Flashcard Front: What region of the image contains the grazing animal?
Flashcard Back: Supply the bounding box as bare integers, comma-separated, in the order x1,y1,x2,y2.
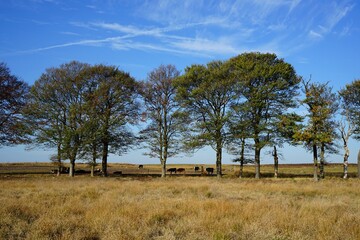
194,166,200,172
206,167,214,175
51,167,69,174
75,169,90,174
177,168,185,174
138,164,144,169
167,168,177,174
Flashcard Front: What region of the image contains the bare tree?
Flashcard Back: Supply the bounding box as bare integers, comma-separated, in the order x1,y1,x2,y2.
139,65,183,177
338,116,354,179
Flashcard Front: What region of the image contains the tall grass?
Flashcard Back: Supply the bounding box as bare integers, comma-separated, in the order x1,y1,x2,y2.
0,176,359,239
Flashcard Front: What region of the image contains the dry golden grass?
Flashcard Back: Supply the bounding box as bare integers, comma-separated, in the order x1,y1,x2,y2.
1,162,358,178
0,175,359,240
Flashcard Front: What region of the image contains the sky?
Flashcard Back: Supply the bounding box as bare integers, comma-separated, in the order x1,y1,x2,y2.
0,0,359,165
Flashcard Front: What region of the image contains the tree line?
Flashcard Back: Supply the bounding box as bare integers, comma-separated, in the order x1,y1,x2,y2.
1,52,359,179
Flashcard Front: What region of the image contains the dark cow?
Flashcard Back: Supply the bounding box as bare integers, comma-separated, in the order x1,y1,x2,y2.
206,167,214,175
177,168,185,174
167,168,177,174
138,164,144,169
194,166,200,172
75,169,90,174
113,171,122,175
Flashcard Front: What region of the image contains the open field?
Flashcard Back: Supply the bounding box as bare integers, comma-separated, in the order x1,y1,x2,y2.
0,176,359,240
0,162,359,178
0,163,359,239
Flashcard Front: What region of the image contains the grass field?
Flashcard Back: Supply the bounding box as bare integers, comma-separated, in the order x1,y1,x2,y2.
0,163,359,239
0,162,359,178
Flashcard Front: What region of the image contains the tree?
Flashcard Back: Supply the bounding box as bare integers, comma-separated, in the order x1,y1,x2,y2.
26,61,90,176
139,65,183,177
27,62,139,177
81,65,140,177
26,67,67,176
338,94,355,179
227,104,253,178
174,61,236,178
227,52,300,179
81,94,103,177
339,80,360,139
0,62,30,146
338,116,353,179
294,80,339,181
272,113,303,178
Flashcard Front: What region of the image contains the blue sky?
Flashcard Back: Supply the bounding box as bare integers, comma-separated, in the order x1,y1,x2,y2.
0,0,359,165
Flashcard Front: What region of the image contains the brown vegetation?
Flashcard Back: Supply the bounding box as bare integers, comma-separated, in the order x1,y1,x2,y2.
0,165,359,239
0,162,358,178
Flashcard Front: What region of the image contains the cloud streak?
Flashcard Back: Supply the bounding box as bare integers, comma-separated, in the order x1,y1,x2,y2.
2,0,355,59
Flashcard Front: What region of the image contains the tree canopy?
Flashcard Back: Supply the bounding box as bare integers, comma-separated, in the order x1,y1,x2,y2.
139,64,183,177
26,62,139,176
174,60,236,177
0,62,30,146
294,80,339,180
339,79,360,140
227,52,301,178
81,64,140,176
26,61,90,176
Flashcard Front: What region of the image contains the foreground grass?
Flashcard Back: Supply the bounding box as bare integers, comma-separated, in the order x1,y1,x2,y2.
1,176,359,240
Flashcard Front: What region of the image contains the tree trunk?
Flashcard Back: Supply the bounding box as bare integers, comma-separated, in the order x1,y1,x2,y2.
239,161,243,178
254,139,261,179
67,146,77,177
102,141,108,177
91,144,97,177
216,144,222,178
162,137,167,178
214,128,222,178
161,161,166,178
69,159,75,177
239,138,245,178
319,143,325,179
313,144,318,181
343,144,349,179
57,143,62,177
358,150,360,178
162,107,168,178
273,146,279,178
91,165,95,177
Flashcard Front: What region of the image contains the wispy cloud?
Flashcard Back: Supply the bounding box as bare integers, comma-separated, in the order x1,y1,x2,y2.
3,0,355,59
6,37,125,56
86,5,96,9
60,31,80,36
111,40,211,57
70,22,99,31
169,37,239,55
31,19,51,25
306,1,354,41
308,30,323,40
92,22,163,36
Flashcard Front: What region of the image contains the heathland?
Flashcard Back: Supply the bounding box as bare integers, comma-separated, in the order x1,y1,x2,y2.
0,163,359,240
